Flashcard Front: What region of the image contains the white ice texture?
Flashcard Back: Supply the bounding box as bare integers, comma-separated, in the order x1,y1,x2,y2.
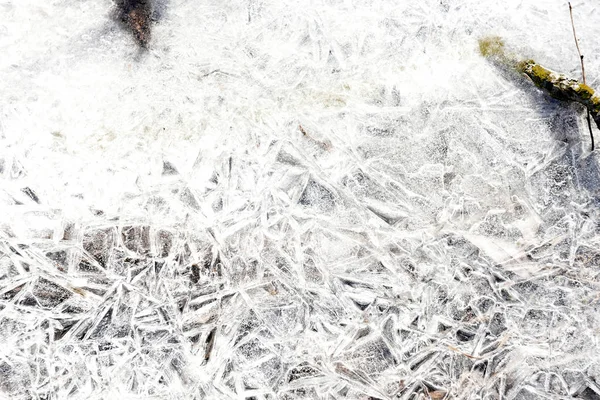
2,0,600,398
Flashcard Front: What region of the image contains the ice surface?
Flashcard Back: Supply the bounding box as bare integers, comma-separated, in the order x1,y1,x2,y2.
2,0,600,398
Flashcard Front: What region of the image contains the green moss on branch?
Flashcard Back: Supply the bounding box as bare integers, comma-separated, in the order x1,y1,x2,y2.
478,36,600,130
478,36,506,58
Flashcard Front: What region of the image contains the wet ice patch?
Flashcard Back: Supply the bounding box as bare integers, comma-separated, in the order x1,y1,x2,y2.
2,0,600,398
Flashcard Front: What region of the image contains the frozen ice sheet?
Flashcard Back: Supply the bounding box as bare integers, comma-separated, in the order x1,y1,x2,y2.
2,0,600,398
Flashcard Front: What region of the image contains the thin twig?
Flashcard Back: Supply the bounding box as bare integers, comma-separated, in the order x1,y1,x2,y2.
569,2,594,150
587,110,595,150
569,3,586,85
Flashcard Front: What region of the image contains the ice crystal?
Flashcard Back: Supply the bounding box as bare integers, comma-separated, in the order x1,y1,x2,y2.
1,0,600,398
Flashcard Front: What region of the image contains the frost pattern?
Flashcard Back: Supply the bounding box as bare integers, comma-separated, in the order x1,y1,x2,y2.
2,0,600,399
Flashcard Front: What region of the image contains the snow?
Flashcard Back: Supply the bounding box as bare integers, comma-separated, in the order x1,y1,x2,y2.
2,0,600,398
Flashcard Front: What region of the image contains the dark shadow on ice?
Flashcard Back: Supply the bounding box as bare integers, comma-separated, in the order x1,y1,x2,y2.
539,102,600,204
488,57,600,204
